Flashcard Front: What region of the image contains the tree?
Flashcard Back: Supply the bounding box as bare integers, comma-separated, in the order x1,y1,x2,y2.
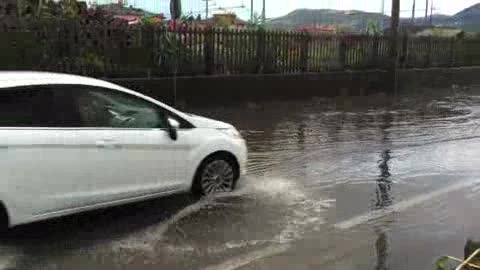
17,0,39,17
247,12,263,30
58,0,80,18
36,0,43,16
170,0,182,20
336,25,354,34
38,0,61,18
18,0,79,18
367,20,381,35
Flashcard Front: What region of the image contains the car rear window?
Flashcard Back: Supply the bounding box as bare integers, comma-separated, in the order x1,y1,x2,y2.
0,86,55,127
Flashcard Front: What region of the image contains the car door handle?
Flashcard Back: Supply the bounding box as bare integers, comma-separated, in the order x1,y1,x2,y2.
96,139,122,149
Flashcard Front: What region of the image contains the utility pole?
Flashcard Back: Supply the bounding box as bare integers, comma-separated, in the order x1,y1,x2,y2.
201,0,211,19
206,0,209,19
430,0,434,25
424,0,429,24
390,0,400,93
380,0,385,30
261,0,265,24
251,0,254,22
411,0,416,24
391,0,400,50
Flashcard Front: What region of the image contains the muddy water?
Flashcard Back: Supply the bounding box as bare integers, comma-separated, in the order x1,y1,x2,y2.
1,86,480,270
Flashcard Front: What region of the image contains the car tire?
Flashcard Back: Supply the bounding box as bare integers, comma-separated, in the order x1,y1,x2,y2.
193,154,239,196
0,204,9,233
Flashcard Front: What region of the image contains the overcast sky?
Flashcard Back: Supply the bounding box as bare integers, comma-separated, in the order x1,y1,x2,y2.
180,0,479,19
128,0,479,19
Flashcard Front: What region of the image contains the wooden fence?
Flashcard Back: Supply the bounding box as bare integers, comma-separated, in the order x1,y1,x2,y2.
0,19,479,78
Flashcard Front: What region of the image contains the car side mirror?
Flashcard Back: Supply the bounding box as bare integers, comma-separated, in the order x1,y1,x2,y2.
167,117,180,141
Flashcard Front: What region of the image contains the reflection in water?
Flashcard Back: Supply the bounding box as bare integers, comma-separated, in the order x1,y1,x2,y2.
375,112,394,209
374,112,393,270
374,228,389,270
297,121,307,178
376,150,393,209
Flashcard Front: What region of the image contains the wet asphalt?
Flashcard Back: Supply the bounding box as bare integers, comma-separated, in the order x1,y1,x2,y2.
1,85,480,270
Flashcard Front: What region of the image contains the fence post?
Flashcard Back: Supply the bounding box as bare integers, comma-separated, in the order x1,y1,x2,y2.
425,36,432,67
256,28,266,73
204,27,214,75
370,34,379,68
141,24,155,78
449,37,456,67
103,23,109,78
400,33,409,68
300,32,310,73
339,36,347,70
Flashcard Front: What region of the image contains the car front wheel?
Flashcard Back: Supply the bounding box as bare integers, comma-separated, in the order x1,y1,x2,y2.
0,204,9,233
193,155,239,196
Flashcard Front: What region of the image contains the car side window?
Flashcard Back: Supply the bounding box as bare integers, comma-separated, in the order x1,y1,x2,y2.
0,86,55,127
73,86,167,129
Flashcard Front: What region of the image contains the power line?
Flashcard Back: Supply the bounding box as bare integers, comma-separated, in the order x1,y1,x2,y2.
200,0,218,18
186,0,248,17
400,8,437,12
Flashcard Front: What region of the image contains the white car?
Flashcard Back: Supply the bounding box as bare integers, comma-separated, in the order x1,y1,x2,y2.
0,72,247,229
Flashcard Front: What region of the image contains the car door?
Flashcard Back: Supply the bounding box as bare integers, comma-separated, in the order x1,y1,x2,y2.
0,84,185,219
0,85,82,216
58,84,184,206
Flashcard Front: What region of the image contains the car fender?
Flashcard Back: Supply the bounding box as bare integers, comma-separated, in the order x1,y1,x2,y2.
186,137,245,189
0,191,29,227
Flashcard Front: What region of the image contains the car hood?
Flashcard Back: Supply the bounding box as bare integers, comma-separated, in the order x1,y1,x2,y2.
186,114,233,129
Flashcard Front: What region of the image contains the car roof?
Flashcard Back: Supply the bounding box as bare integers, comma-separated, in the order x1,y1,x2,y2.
0,71,125,91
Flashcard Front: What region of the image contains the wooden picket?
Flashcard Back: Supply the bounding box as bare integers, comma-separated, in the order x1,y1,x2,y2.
0,18,479,77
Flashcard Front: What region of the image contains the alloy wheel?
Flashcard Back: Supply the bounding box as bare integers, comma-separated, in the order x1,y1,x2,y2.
200,160,235,195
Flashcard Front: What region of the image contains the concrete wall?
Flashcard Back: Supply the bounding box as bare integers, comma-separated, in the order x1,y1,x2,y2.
110,70,388,108
109,67,480,108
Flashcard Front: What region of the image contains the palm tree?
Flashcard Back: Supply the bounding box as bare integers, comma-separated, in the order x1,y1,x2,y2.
36,0,43,16
59,0,80,18
170,0,182,20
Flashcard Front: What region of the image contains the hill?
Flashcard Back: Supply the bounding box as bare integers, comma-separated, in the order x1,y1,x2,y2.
267,3,480,33
267,9,389,32
400,14,452,26
452,3,480,32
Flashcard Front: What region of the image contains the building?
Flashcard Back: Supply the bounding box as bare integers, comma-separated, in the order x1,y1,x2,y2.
296,23,337,34
191,14,248,29
81,0,124,8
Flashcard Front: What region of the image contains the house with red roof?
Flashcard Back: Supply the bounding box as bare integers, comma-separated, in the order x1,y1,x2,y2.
296,23,337,34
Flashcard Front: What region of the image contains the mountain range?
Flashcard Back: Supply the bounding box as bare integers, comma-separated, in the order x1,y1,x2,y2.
267,3,480,33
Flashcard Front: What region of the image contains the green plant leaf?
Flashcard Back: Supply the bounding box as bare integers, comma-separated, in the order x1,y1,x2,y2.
434,256,450,270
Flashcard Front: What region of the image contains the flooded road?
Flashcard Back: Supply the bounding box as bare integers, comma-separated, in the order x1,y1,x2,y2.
1,85,480,270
